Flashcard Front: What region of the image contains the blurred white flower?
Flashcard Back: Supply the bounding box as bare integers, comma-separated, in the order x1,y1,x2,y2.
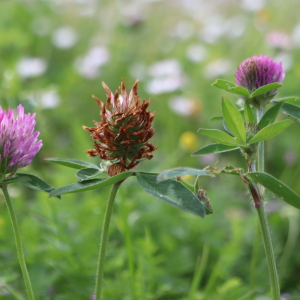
129,63,147,80
274,53,293,71
284,150,298,166
40,90,60,109
146,59,186,94
169,96,199,116
200,154,217,165
224,16,246,39
148,59,181,77
171,21,194,40
16,57,47,78
241,0,265,11
201,16,225,43
25,88,60,109
52,27,78,49
203,59,232,79
292,23,300,47
74,46,110,78
146,77,186,94
266,31,292,50
186,44,207,62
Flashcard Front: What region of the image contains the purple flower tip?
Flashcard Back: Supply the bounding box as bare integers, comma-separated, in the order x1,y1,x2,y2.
0,104,42,175
235,55,285,93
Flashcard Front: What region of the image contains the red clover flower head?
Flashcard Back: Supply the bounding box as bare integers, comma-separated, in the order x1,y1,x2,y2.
235,55,285,107
83,79,157,176
0,105,42,178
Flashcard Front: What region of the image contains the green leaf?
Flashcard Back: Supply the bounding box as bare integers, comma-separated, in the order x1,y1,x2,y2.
222,97,246,143
198,129,242,146
212,79,236,92
157,168,213,182
229,86,250,97
49,172,133,197
0,175,31,185
136,173,205,218
250,83,282,98
274,97,300,105
211,79,252,97
194,176,200,193
244,103,255,124
248,120,293,144
247,172,300,209
45,158,99,169
16,173,59,198
258,102,283,129
192,143,238,156
75,168,104,182
281,102,300,121
210,116,223,121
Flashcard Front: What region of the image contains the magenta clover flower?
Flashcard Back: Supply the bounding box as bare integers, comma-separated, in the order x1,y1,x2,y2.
0,105,42,177
235,55,285,107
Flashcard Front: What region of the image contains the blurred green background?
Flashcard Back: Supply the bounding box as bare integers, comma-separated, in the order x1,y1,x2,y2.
1,0,300,299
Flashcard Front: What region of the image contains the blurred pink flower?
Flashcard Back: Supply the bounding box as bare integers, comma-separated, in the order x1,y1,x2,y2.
266,31,291,50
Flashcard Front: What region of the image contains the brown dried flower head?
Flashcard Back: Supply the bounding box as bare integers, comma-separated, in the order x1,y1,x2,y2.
83,79,157,176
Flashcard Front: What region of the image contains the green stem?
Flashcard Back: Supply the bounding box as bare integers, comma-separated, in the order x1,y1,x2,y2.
256,203,281,299
1,185,35,300
254,106,281,299
249,222,260,298
256,107,265,173
95,181,123,300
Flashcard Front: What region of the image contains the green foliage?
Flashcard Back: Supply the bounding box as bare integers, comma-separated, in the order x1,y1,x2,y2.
192,143,238,155
281,102,300,121
75,168,103,182
198,129,242,146
211,79,236,92
250,83,282,98
1,0,300,298
49,172,133,197
222,97,246,144
247,172,300,209
248,120,294,144
258,102,283,129
45,158,99,169
17,173,60,198
244,103,255,124
157,167,212,181
0,175,31,185
137,173,206,218
229,86,250,97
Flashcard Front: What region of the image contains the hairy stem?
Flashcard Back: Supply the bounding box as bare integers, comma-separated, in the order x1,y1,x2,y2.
95,181,123,300
253,107,281,299
1,185,35,300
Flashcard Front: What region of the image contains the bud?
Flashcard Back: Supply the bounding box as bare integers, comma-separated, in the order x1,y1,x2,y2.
235,55,285,107
0,105,42,179
83,79,157,176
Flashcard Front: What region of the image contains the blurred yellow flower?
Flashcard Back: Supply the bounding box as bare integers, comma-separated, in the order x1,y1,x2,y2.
181,175,193,182
0,216,5,228
179,131,200,152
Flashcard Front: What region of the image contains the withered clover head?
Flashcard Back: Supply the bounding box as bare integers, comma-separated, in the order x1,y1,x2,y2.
83,79,157,176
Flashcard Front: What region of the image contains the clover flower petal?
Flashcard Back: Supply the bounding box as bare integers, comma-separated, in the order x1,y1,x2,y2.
0,105,42,177
235,55,285,107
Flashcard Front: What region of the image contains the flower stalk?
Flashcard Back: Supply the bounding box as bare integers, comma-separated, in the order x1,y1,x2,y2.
95,181,123,300
1,185,35,300
249,107,281,299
